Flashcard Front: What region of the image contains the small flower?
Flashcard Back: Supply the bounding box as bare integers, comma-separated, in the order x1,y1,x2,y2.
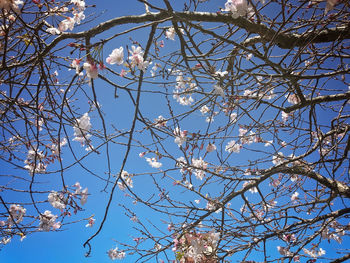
106,47,124,65
291,192,299,202
85,217,95,227
108,246,126,260
70,59,81,75
165,27,175,40
83,62,98,80
200,105,210,115
206,143,217,153
146,157,162,169
277,246,292,256
213,84,225,97
224,0,254,18
174,127,187,147
225,140,241,153
59,17,75,32
154,115,167,128
130,216,138,222
72,113,92,145
80,187,88,205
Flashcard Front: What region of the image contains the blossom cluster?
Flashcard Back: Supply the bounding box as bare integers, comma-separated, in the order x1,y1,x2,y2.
38,210,61,231
173,73,196,106
224,0,254,19
173,231,220,262
72,112,92,150
24,147,47,174
46,0,86,35
108,246,126,260
117,170,134,190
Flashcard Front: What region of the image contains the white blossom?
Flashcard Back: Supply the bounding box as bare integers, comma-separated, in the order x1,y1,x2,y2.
291,191,299,201
120,170,134,188
38,210,61,231
106,47,124,65
174,127,187,147
230,112,237,123
48,191,66,210
8,204,26,226
192,157,207,180
213,84,225,97
165,27,176,40
128,45,149,71
59,17,75,32
72,113,92,145
146,157,162,169
108,246,126,260
224,0,254,18
83,62,99,80
200,105,210,115
80,187,88,205
225,140,241,153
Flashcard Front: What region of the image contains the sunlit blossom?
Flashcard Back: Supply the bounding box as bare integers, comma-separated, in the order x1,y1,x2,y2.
106,47,124,65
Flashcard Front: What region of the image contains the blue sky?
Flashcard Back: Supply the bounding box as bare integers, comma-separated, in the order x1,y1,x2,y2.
1,0,349,262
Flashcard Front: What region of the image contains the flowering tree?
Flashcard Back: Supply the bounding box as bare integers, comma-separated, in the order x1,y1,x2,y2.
0,0,350,262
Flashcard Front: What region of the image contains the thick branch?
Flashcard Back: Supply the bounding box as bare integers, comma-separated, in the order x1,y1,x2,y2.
3,12,350,71
284,92,350,113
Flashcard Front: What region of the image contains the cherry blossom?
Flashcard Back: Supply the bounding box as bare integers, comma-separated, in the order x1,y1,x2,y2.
154,115,167,128
73,11,85,24
165,27,176,40
286,93,300,105
291,192,299,202
200,105,210,115
24,148,47,174
146,157,162,169
108,246,126,260
85,217,95,228
230,112,238,123
71,0,86,12
206,143,217,153
72,112,92,145
106,47,124,65
0,0,22,11
303,247,326,258
59,17,75,32
192,157,207,180
83,62,99,80
121,170,134,188
48,191,66,210
277,246,292,257
213,84,225,97
174,127,187,147
128,45,149,71
225,140,241,153
80,187,88,205
38,210,61,231
7,204,26,226
224,0,254,18
272,152,284,165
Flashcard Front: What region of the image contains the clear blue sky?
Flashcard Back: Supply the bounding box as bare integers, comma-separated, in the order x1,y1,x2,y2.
1,0,349,262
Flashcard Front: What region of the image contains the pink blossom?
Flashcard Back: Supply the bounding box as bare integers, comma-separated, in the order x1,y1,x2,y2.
206,143,217,153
